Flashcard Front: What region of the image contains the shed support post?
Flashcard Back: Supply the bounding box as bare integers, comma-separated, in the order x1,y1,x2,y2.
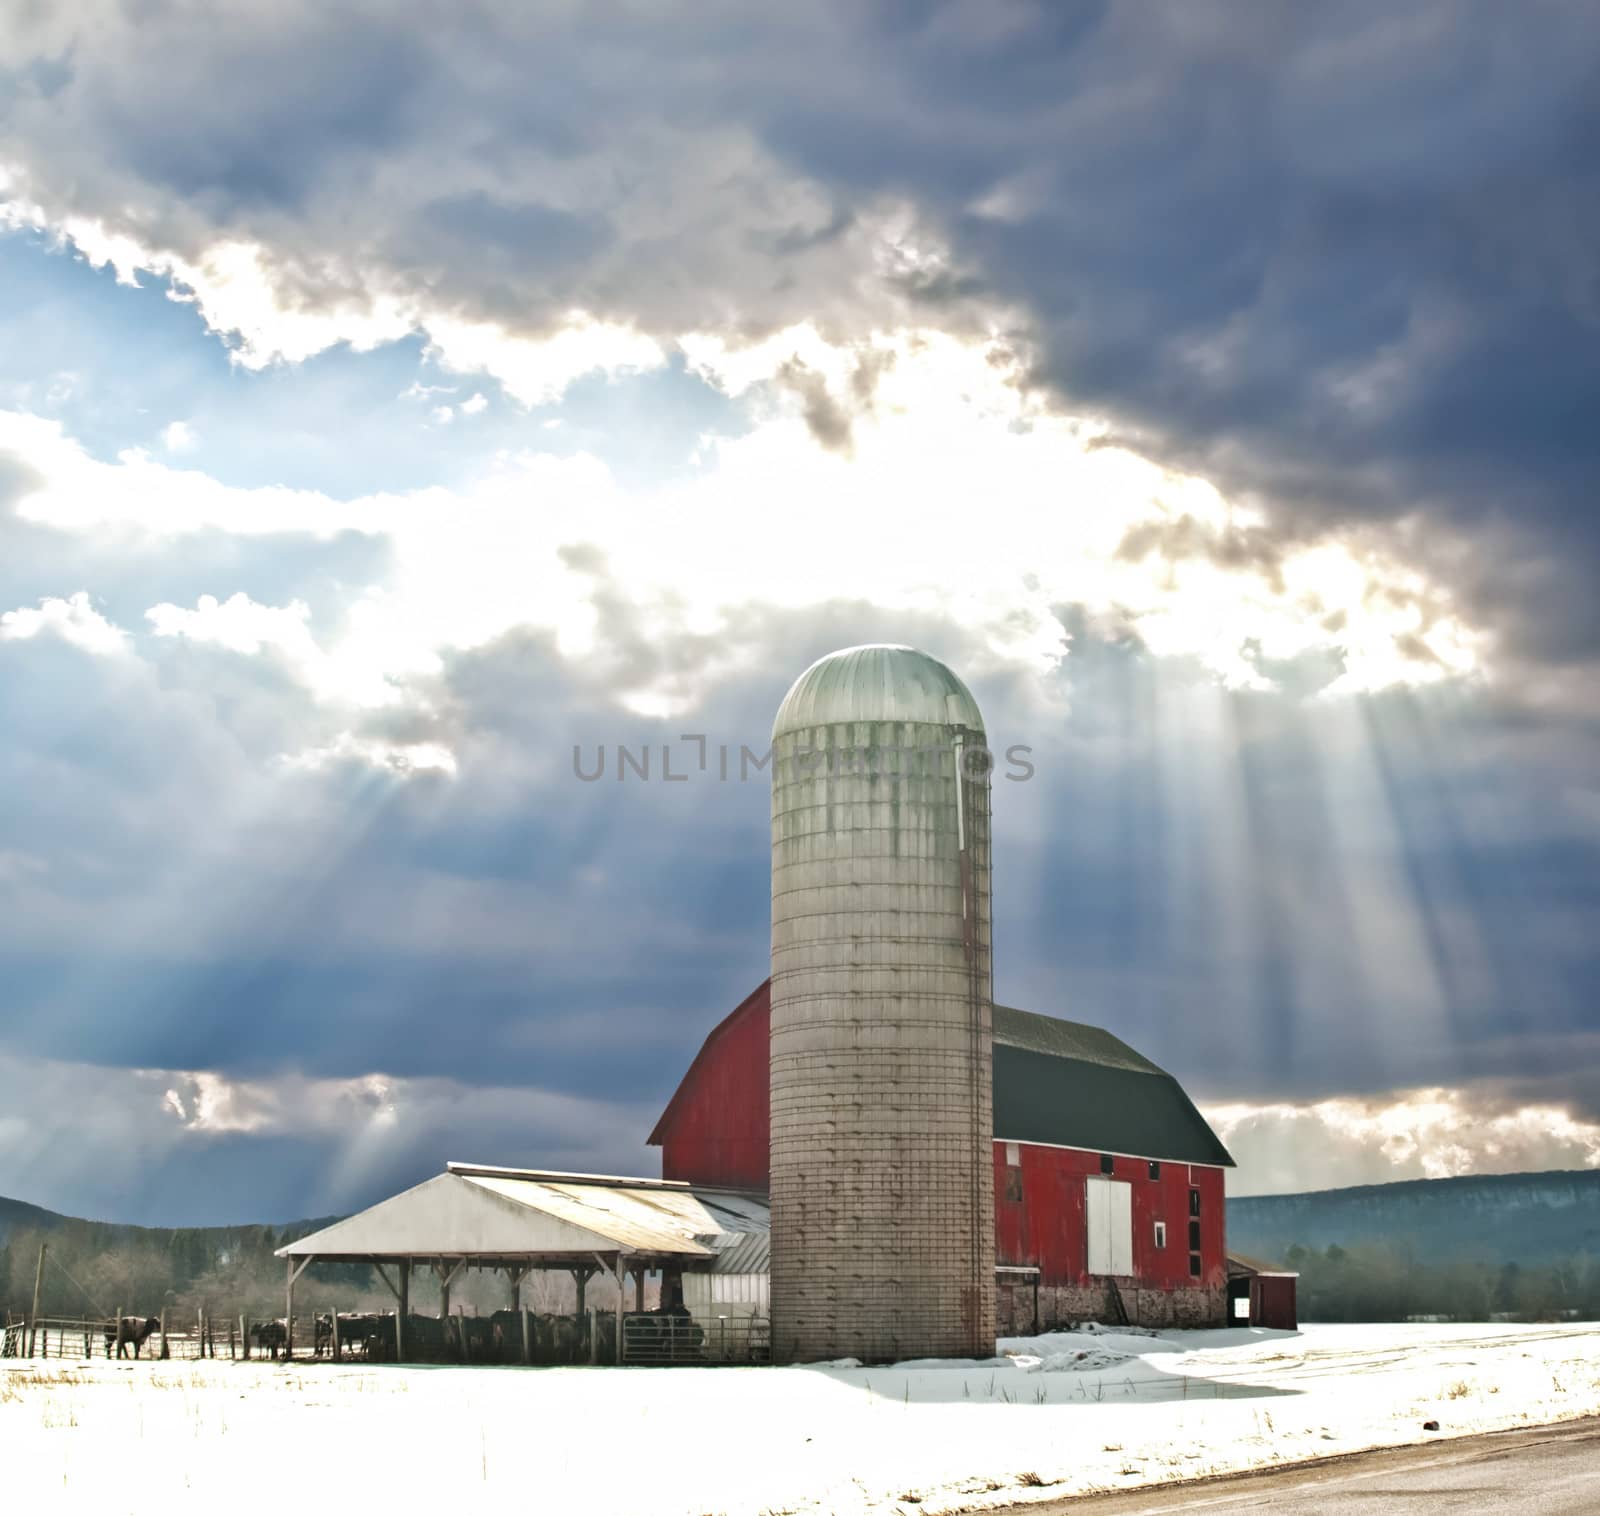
285,1256,313,1361
615,1256,626,1365
633,1268,645,1313
399,1260,409,1360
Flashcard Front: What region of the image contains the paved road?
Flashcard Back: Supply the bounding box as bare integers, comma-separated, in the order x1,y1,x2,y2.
1019,1418,1600,1514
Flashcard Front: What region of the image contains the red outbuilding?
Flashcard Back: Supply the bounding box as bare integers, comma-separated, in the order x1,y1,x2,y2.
649,980,1237,1331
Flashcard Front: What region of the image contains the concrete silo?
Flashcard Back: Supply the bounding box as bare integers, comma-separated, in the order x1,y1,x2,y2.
769,644,996,1363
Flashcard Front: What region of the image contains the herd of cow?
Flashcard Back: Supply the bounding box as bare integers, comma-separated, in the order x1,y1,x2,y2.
241,1311,603,1364
95,1307,698,1365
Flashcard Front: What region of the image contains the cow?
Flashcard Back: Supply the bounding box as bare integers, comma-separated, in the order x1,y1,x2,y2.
104,1316,161,1359
250,1319,288,1359
317,1312,386,1360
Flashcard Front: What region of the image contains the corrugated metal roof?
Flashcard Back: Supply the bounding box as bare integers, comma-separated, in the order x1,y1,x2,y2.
276,1171,769,1261
772,644,985,739
708,1230,771,1275
993,1005,1166,1075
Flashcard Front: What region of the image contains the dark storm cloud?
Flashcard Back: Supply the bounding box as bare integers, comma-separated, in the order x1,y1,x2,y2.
7,4,1597,672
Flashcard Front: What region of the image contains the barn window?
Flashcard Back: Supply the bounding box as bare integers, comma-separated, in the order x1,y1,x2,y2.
1004,1141,1020,1165
1189,1188,1201,1218
1148,1161,1161,1180
1189,1253,1202,1278
1100,1153,1115,1174
1188,1219,1202,1251
1153,1221,1167,1250
1005,1166,1023,1203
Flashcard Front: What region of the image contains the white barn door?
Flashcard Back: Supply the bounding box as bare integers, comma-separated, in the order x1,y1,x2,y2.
1085,1177,1133,1276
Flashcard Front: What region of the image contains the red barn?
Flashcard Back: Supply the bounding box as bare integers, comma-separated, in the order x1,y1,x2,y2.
649,980,1236,1331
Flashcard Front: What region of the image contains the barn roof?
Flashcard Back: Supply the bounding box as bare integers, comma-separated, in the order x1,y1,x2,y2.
648,980,1234,1171
992,1005,1166,1074
994,1007,1235,1169
275,1166,769,1264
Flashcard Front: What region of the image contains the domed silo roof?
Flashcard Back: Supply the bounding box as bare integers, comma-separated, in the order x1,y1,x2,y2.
771,644,985,739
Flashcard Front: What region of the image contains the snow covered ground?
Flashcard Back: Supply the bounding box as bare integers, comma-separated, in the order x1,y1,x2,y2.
5,1321,1599,1514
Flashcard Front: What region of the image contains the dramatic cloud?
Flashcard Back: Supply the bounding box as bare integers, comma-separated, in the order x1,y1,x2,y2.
0,2,1595,1222
4,4,1596,672
1210,1085,1600,1197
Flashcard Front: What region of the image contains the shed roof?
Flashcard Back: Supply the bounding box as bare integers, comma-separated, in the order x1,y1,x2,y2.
276,1167,769,1264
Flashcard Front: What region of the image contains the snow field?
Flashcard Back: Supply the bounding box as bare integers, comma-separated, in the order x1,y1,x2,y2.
4,1321,1599,1514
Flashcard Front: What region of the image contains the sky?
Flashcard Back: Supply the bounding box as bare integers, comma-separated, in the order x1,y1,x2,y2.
1,2,1598,1225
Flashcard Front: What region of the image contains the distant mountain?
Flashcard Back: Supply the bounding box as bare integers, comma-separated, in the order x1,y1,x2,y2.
0,1194,342,1248
1230,1170,1600,1267
0,1194,68,1244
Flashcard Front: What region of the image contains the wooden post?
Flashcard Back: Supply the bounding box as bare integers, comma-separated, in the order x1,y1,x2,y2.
114,1305,124,1361
331,1307,341,1363
27,1242,45,1358
614,1257,625,1365
398,1259,410,1362
458,1303,467,1363
160,1309,169,1361
229,1318,236,1360
521,1305,531,1366
282,1254,313,1362
633,1268,645,1313
239,1314,248,1360
588,1307,598,1366
197,1307,204,1360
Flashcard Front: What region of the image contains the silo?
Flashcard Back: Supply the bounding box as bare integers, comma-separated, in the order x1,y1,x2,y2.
769,644,996,1363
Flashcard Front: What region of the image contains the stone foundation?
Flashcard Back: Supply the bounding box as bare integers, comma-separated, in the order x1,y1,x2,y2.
997,1279,1226,1335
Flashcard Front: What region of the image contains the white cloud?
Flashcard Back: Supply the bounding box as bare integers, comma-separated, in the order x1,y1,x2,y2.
425,311,665,408
0,591,128,656
1208,1087,1600,1197
459,392,488,416
0,325,1487,756
160,419,197,453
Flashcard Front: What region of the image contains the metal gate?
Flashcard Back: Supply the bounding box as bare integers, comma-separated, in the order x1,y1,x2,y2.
621,1313,770,1365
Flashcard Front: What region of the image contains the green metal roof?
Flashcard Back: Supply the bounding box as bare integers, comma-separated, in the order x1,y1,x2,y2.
993,1007,1235,1168
993,1005,1167,1074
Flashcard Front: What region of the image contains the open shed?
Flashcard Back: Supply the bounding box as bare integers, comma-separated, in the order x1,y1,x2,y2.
275,1162,769,1362
1226,1251,1299,1331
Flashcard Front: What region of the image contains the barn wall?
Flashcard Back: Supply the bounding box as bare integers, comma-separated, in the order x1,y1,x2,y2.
658,985,771,1190
993,1141,1227,1323
1253,1275,1298,1330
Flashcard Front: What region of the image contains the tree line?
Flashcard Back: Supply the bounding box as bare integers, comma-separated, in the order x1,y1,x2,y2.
1,1220,629,1325
1284,1242,1600,1322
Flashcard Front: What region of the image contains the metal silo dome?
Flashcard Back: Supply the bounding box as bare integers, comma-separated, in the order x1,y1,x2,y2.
772,644,986,740
769,643,996,1364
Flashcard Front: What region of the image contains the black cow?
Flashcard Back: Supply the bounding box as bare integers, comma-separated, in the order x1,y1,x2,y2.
104,1316,161,1359
317,1312,386,1359
251,1319,288,1359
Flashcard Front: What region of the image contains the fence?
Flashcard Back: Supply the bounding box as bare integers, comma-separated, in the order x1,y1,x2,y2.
622,1311,770,1365
0,1312,245,1361
3,1308,769,1367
